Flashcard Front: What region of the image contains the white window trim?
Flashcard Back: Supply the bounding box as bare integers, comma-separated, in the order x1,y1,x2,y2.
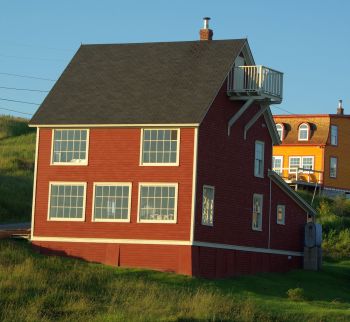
272,156,283,174
50,129,90,166
298,123,309,141
276,205,286,225
330,157,337,178
252,193,263,231
139,128,180,166
276,123,284,141
288,156,314,174
47,181,87,222
201,185,215,227
92,182,132,223
331,125,338,146
137,182,178,224
254,140,265,178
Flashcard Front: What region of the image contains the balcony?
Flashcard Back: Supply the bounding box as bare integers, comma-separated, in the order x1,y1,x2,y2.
272,167,324,189
227,65,283,103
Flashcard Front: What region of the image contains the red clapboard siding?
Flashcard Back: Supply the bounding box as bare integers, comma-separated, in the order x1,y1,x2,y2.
33,127,195,241
194,80,307,253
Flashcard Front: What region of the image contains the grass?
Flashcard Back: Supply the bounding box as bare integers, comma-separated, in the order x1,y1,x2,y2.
0,115,35,223
0,239,350,322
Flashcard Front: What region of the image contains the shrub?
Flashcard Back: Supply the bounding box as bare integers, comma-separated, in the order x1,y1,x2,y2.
286,288,305,301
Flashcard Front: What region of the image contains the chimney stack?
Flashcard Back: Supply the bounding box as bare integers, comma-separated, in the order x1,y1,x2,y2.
200,17,213,41
337,99,344,115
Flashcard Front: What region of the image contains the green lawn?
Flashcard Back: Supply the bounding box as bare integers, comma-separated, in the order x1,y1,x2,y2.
0,239,349,322
0,116,35,223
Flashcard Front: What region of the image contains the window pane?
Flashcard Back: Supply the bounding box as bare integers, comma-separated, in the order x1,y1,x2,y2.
202,186,214,226
52,129,88,164
139,184,176,221
254,142,264,177
252,194,263,230
93,185,130,220
49,184,85,220
142,129,179,164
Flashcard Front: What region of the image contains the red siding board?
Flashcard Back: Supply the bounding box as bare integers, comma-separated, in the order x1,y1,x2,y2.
34,128,195,241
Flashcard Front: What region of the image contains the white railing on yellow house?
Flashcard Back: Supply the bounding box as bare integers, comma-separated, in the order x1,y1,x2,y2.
272,167,324,185
227,65,283,102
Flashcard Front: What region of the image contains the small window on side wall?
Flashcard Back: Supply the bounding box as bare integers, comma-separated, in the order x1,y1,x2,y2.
254,141,265,178
330,157,337,178
277,205,285,225
276,123,284,141
331,125,338,146
252,194,263,231
202,185,215,226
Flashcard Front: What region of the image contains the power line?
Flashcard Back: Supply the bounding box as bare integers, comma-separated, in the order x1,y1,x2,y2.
0,97,40,105
0,86,49,93
271,105,298,115
0,72,56,82
0,106,33,116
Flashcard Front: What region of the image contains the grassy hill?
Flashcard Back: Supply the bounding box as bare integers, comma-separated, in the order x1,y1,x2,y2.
0,239,350,321
0,116,35,223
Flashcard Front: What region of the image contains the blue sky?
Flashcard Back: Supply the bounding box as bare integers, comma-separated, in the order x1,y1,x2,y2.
0,0,349,118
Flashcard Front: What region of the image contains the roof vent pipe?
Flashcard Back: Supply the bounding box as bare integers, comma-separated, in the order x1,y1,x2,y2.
200,17,213,41
337,99,344,115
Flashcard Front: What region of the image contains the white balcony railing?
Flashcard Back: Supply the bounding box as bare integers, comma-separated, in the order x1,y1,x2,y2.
272,167,324,185
227,65,283,101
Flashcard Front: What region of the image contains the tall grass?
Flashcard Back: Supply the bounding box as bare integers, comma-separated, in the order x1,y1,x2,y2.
0,115,35,223
0,239,350,321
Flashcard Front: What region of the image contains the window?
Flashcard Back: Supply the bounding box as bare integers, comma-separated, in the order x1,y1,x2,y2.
254,141,265,178
138,183,178,223
202,185,215,226
276,123,284,141
330,157,337,178
141,129,179,165
48,182,86,221
252,194,263,231
298,123,309,141
331,125,338,146
93,183,131,222
272,156,283,175
277,205,285,225
289,156,314,174
52,129,89,165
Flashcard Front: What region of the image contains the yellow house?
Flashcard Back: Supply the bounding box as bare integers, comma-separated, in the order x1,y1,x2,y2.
272,100,350,197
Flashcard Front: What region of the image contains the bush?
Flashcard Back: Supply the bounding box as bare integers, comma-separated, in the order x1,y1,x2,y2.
286,288,306,301
323,229,350,259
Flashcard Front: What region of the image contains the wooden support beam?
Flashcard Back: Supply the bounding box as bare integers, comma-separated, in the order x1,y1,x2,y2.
243,103,269,140
227,98,254,136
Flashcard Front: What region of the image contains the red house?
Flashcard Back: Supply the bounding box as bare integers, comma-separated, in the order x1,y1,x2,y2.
29,19,316,278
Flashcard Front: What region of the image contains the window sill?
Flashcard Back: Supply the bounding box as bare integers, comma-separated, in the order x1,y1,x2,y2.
51,162,88,166
252,227,262,231
48,218,85,222
137,219,177,224
93,219,131,223
140,163,179,167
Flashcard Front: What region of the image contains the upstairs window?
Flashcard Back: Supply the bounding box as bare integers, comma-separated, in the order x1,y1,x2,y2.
330,157,337,178
52,129,89,165
331,125,338,146
298,123,309,141
254,141,265,178
202,185,215,226
252,194,263,231
289,156,314,174
276,123,284,141
277,205,285,225
141,129,179,165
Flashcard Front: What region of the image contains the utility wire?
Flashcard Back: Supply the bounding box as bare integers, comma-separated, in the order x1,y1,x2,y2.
271,105,298,115
0,86,49,93
0,106,33,116
0,97,40,105
0,72,56,82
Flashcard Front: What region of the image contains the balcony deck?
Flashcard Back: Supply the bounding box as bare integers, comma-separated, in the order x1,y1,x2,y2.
227,65,283,104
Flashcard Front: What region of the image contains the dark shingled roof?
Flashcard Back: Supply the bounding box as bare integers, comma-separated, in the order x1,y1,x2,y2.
29,39,246,125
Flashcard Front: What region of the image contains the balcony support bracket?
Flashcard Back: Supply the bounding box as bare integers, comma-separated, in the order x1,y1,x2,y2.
227,98,254,136
244,103,269,140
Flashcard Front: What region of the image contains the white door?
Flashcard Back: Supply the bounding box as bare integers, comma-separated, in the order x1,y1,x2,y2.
234,56,245,91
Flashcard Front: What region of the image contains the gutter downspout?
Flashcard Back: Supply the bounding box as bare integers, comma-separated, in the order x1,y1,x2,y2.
268,175,272,248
